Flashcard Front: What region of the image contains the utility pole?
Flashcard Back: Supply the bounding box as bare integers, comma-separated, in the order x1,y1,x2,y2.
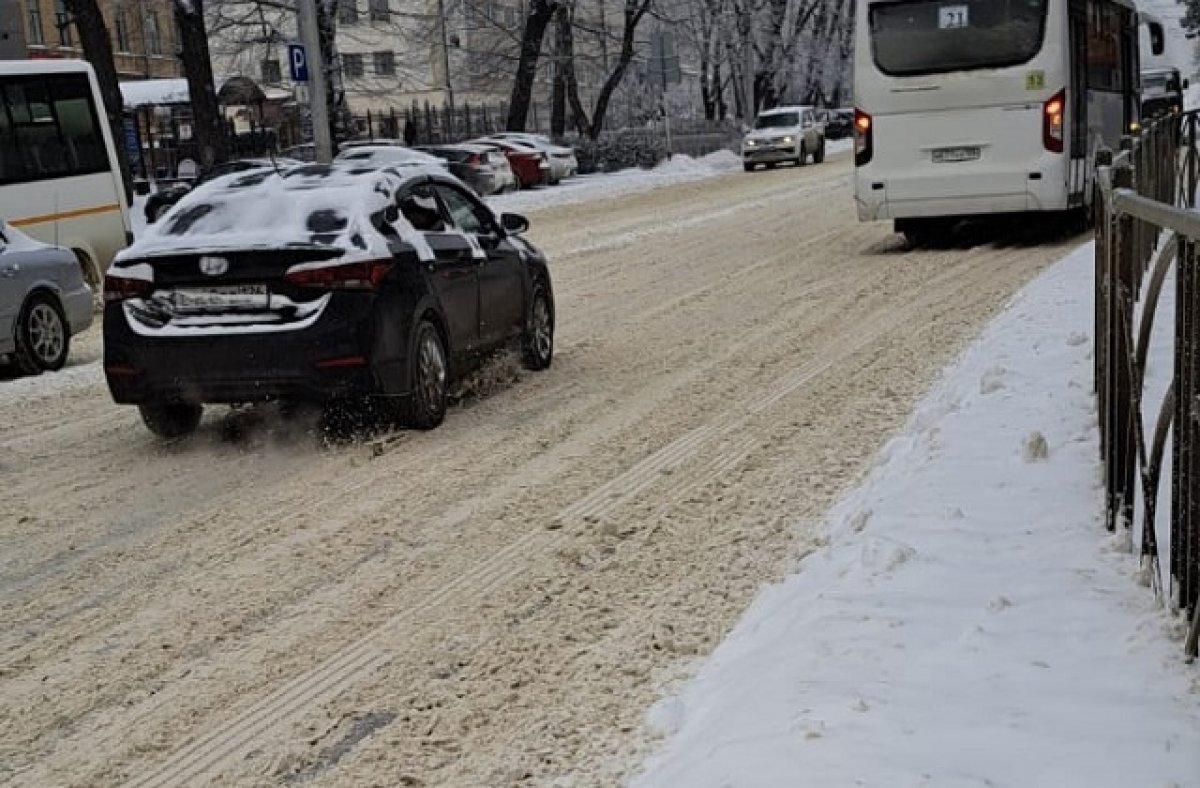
297,0,332,162
436,0,455,115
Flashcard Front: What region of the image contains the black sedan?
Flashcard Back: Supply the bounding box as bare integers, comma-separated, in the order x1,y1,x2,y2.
104,163,555,438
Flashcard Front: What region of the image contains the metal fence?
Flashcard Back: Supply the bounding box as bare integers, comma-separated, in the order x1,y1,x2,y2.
1095,110,1200,659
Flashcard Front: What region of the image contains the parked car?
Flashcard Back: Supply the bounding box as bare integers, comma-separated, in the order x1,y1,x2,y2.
1,220,94,374
103,163,555,438
280,143,317,162
416,143,518,195
482,135,577,184
470,139,550,189
823,108,854,140
741,105,827,171
144,158,303,224
333,144,447,170
1141,67,1188,120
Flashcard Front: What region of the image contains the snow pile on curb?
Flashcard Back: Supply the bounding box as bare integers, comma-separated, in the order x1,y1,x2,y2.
490,149,741,214
632,242,1200,787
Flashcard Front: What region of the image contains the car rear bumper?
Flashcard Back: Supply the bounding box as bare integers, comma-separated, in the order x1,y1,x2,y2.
103,296,406,405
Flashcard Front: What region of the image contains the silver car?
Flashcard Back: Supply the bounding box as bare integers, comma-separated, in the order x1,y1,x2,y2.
0,220,94,374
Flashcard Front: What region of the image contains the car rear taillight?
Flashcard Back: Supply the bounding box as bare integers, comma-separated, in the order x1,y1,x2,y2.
854,108,873,167
103,272,153,302
284,259,392,290
1043,89,1065,153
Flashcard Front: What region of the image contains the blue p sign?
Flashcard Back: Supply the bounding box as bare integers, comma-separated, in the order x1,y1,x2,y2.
288,44,309,82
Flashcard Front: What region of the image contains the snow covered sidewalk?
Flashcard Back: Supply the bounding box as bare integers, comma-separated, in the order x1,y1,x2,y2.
633,243,1200,787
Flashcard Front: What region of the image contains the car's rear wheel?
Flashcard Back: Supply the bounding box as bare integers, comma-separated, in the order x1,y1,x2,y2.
13,293,69,374
139,402,203,439
521,285,554,371
743,163,754,173
403,320,448,430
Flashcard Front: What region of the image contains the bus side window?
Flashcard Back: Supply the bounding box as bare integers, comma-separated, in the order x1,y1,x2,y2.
50,75,107,174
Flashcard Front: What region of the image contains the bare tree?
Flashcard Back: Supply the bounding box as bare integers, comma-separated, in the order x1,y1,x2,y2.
507,0,562,130
563,0,653,138
62,0,133,202
175,0,232,167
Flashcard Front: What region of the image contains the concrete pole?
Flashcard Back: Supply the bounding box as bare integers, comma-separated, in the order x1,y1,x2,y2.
436,0,455,115
297,0,332,163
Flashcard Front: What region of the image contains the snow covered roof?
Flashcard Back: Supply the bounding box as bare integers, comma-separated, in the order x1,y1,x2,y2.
120,78,294,108
120,79,190,108
119,163,452,262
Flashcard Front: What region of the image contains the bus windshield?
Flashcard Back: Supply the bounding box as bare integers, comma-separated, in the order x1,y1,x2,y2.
870,0,1049,77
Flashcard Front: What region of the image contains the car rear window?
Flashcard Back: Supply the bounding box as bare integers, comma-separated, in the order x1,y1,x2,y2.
870,0,1048,76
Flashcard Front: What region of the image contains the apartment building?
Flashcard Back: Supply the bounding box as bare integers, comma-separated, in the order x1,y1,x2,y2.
14,0,182,79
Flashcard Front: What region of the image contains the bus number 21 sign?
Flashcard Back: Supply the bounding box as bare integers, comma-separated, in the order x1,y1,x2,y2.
939,5,969,29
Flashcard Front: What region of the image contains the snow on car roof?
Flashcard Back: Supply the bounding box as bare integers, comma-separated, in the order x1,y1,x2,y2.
118,163,450,263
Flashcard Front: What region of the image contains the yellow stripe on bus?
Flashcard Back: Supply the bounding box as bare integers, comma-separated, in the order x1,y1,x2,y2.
9,203,122,227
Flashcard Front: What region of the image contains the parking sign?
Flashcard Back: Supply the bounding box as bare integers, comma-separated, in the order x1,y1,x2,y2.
288,44,309,82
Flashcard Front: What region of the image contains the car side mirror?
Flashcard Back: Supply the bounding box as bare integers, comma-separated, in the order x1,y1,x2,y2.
384,205,400,225
1186,79,1191,90
500,212,529,235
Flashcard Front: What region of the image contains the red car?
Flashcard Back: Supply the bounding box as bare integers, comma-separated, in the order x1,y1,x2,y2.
471,139,550,189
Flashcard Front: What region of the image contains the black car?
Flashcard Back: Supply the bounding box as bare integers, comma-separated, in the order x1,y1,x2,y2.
143,158,302,224
823,109,854,140
104,163,555,438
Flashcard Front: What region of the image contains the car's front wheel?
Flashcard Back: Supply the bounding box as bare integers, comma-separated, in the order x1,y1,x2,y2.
521,285,554,371
813,137,826,164
139,402,203,439
797,144,807,166
403,320,448,430
13,293,69,374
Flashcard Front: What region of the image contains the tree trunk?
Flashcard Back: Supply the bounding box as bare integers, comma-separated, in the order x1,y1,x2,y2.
507,0,559,132
550,6,568,137
317,0,343,144
583,0,651,139
63,0,132,204
174,0,230,170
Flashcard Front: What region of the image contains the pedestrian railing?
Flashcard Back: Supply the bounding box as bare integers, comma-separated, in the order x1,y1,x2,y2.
1095,110,1200,659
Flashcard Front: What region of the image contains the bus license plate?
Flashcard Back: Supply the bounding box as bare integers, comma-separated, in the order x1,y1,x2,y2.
173,284,268,310
933,147,981,163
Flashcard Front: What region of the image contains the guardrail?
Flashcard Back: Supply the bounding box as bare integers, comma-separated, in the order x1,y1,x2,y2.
1095,110,1200,659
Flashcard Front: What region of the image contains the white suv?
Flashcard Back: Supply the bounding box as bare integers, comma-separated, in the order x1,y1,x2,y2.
742,106,826,171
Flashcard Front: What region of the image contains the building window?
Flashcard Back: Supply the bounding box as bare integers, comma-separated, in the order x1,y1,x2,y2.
262,59,282,84
342,53,364,78
26,1,45,45
114,3,130,52
146,13,161,55
338,0,358,24
369,0,389,22
54,0,72,47
374,51,395,76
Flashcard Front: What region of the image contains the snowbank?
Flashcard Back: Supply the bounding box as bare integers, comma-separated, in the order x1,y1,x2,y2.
633,242,1200,787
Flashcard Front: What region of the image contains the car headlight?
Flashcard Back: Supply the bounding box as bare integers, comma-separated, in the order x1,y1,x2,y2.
744,139,757,147
781,136,794,144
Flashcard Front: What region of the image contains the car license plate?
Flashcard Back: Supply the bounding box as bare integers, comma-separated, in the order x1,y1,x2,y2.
172,284,268,310
933,146,981,163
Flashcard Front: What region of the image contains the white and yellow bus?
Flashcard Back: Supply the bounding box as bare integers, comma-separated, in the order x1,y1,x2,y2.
0,59,131,284
854,0,1142,244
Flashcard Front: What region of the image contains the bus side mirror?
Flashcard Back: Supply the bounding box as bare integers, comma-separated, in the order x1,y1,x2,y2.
1186,79,1192,91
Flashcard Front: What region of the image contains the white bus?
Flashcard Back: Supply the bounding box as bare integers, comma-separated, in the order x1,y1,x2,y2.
854,0,1141,244
0,59,131,284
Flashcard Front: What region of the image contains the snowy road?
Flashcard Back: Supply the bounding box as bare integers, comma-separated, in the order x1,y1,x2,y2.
1,156,1083,786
